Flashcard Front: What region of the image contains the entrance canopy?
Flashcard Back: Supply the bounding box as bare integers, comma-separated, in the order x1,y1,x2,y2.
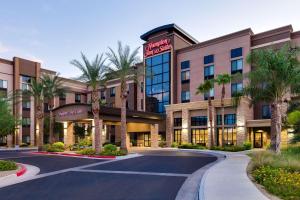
53,103,165,124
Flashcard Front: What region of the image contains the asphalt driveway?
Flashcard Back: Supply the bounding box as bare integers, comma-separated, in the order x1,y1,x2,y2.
0,149,217,200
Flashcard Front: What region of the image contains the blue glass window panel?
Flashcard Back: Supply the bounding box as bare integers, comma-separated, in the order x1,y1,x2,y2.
231,47,243,58
231,59,243,72
152,64,162,75
163,72,169,82
163,53,170,63
152,93,162,102
204,65,214,76
146,86,151,95
204,55,214,64
152,54,162,66
158,102,164,113
146,67,151,76
181,91,190,101
181,70,190,81
163,82,170,92
152,74,163,84
152,84,162,94
146,77,151,86
231,83,243,96
262,105,271,119
163,92,169,102
163,63,169,72
181,61,190,69
146,58,151,67
191,116,208,126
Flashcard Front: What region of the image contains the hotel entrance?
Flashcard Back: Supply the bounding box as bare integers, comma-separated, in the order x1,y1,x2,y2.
254,131,263,148
129,132,151,147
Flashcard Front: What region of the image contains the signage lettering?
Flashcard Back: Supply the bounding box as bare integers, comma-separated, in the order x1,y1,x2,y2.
58,109,83,117
144,39,172,58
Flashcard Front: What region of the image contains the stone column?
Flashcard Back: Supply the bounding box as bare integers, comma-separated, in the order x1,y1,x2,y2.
166,110,173,147
181,109,190,143
236,98,247,146
99,119,103,147
7,134,13,148
151,124,159,148
64,122,74,146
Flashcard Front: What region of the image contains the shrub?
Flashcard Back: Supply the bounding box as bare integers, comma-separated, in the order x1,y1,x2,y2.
291,134,300,144
171,142,178,148
99,144,127,156
78,148,96,155
43,142,65,152
78,138,92,147
159,141,167,148
243,141,252,150
210,145,247,152
103,144,117,152
20,143,29,147
178,143,206,149
52,142,65,150
0,160,17,171
253,166,300,200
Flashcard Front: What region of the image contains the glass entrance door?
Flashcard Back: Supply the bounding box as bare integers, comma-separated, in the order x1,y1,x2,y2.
254,132,263,148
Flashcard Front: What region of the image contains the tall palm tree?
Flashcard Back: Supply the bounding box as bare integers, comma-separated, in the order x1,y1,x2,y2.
22,79,45,151
215,74,231,146
196,79,215,147
245,44,300,153
70,53,107,153
106,41,141,152
42,73,65,144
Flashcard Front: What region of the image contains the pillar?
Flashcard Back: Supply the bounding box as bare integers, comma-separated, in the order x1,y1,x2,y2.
7,134,13,148
166,110,173,147
99,119,103,147
236,98,247,146
181,109,190,143
64,122,74,146
151,124,159,148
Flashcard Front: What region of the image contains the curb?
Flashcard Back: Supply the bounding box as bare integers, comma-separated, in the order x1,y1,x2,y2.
30,151,116,159
16,164,27,177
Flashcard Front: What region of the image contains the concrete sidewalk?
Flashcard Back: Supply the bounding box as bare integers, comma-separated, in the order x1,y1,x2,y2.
200,151,269,200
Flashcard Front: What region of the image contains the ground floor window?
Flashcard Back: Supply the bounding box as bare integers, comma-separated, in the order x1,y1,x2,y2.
191,128,208,146
144,133,151,147
217,127,237,146
129,132,151,147
173,129,182,144
0,136,7,146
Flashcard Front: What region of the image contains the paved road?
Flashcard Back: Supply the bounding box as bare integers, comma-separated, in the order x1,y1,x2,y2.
0,149,217,200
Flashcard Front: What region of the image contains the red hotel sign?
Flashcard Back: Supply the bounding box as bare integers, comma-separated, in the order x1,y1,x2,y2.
144,39,172,58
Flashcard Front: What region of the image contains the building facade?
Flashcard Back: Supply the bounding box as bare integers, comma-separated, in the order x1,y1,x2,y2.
0,24,299,148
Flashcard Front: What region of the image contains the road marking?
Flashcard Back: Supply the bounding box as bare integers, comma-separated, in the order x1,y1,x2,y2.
1,155,43,159
73,169,191,177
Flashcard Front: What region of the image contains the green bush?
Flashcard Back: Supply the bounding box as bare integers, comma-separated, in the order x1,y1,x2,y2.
43,142,65,152
78,138,92,147
159,140,167,148
20,143,29,147
178,143,206,149
210,145,247,152
52,142,65,150
99,144,127,156
253,166,300,200
0,160,17,171
171,142,178,148
78,148,96,155
103,144,117,152
243,141,252,150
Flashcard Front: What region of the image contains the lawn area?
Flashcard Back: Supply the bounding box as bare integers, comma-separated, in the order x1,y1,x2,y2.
249,145,300,200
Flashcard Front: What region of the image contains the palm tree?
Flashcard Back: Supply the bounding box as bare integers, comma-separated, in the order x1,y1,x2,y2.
70,53,107,153
245,44,300,153
215,74,231,146
22,79,45,151
196,79,215,147
106,41,141,152
42,73,65,144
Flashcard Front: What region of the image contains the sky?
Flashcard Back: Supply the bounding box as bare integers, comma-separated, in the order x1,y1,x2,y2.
0,0,300,78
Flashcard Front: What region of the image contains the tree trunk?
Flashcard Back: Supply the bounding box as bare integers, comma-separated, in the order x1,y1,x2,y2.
208,97,214,147
36,102,44,151
120,81,128,153
49,109,54,144
221,84,225,147
92,89,101,154
270,102,282,154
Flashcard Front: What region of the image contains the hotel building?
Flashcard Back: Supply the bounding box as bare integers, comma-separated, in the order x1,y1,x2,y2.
0,24,299,148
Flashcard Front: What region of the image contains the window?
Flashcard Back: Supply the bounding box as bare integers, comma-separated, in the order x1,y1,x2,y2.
141,99,144,110
231,47,243,58
173,129,182,144
217,114,236,125
0,80,7,89
21,76,31,91
204,55,214,64
231,83,243,96
192,128,208,145
100,91,105,100
181,70,190,83
22,101,30,109
191,116,207,126
110,87,115,97
140,82,144,93
174,118,182,127
22,118,30,127
145,52,170,113
204,65,214,80
231,59,243,74
218,127,237,146
75,93,81,103
181,91,190,103
204,88,214,100
262,105,271,119
181,60,190,69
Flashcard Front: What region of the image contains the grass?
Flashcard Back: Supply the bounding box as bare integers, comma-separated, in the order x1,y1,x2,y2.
249,144,300,200
0,160,17,171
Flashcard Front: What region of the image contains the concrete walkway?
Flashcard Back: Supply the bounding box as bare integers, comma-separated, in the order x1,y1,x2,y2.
200,151,269,200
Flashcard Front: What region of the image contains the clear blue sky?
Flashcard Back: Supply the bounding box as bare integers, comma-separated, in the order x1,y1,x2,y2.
0,0,299,78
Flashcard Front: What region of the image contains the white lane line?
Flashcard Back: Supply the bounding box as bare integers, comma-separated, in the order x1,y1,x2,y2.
1,155,43,159
73,169,191,177
0,153,143,188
